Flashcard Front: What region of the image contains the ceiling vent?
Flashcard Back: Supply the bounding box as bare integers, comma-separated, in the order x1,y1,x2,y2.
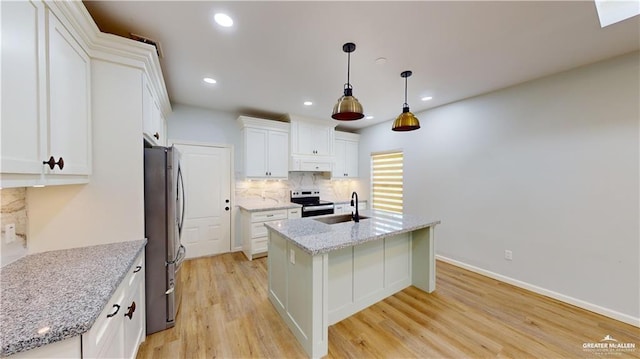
130,33,163,58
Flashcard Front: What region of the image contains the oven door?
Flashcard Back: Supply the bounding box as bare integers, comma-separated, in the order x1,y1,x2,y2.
302,204,334,217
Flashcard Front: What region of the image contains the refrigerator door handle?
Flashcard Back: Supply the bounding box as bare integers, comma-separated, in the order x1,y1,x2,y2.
177,165,186,237
167,244,186,265
177,244,186,263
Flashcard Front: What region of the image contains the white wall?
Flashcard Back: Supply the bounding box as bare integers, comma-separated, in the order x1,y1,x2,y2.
27,60,145,253
359,52,639,322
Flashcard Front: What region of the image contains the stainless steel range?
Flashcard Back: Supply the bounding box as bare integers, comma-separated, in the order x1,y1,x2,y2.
290,190,334,217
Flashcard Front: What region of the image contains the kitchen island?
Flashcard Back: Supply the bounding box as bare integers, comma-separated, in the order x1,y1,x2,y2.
264,210,440,358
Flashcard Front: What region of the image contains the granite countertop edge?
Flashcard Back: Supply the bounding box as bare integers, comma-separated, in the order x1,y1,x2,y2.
0,239,147,357
265,210,441,255
237,202,302,212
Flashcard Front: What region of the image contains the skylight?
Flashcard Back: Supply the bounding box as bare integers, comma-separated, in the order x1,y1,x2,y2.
594,0,640,27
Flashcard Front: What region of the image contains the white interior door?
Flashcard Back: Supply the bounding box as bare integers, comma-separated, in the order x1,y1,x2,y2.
174,144,231,259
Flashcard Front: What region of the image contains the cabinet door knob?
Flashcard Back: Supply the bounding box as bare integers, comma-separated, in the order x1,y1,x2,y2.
124,301,136,320
225,199,230,203
43,156,64,170
225,207,230,211
154,132,160,140
106,304,121,318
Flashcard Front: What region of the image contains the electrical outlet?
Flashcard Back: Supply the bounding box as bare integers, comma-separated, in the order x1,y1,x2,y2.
504,250,513,261
4,224,16,244
289,248,295,264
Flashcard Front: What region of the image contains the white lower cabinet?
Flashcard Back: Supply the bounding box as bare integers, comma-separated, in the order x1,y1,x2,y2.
335,201,367,214
83,252,145,359
287,208,301,219
122,254,145,359
8,253,145,359
241,209,288,260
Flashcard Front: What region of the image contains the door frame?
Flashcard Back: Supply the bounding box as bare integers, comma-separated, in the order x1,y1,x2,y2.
168,139,237,253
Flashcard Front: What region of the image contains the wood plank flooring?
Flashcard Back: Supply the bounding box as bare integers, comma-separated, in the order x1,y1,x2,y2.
136,252,639,358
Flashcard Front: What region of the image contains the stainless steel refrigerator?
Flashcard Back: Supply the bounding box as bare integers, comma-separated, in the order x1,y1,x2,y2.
144,145,186,334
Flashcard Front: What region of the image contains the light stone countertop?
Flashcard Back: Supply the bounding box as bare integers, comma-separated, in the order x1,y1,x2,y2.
237,202,302,212
264,209,440,255
0,240,146,357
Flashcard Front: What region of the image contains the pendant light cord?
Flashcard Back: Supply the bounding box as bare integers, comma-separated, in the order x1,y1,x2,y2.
403,76,408,107
347,51,351,88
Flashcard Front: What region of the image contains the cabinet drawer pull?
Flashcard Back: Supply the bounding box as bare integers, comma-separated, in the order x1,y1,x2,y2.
43,156,64,170
153,132,160,140
124,301,136,320
133,265,142,273
106,304,120,318
266,214,274,217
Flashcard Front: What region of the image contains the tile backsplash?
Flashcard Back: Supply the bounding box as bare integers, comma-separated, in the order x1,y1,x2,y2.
235,172,364,206
1,188,28,267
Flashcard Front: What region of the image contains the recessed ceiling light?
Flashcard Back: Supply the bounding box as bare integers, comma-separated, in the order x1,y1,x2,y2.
214,13,233,27
203,77,217,84
303,101,313,106
421,96,433,101
365,115,374,120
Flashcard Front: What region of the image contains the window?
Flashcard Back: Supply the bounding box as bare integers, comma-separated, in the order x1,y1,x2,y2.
371,151,403,213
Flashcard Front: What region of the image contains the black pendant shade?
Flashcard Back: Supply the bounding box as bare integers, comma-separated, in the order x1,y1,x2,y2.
332,43,364,121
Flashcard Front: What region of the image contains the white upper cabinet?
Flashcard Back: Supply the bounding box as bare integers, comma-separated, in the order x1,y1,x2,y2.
47,10,91,176
238,116,289,179
1,1,91,187
1,0,43,177
287,114,337,172
334,131,360,178
289,115,335,156
142,74,166,146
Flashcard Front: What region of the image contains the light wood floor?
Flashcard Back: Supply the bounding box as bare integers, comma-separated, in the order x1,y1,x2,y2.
137,252,639,358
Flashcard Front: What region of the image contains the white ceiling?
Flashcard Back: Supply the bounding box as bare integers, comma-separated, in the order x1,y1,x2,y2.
83,1,639,131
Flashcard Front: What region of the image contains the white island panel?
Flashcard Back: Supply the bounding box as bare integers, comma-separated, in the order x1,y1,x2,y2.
266,210,439,359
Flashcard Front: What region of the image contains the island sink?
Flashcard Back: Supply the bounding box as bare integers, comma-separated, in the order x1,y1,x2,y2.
312,213,369,224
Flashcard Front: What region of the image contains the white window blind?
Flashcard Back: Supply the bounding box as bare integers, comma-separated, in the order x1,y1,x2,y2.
371,151,403,213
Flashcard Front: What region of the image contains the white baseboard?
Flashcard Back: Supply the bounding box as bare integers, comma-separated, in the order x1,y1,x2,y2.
435,255,640,328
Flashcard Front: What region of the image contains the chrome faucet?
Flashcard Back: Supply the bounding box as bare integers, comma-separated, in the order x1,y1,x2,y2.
350,191,359,222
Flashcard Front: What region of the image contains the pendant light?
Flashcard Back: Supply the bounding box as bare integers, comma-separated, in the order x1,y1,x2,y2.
392,70,421,131
332,42,364,121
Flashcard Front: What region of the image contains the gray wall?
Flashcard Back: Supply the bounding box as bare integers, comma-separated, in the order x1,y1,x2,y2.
358,52,639,321
166,104,242,173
